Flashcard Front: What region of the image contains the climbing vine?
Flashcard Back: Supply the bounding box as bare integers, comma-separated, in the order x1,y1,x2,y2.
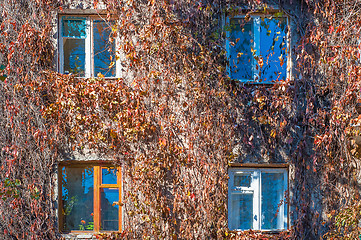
0,0,360,239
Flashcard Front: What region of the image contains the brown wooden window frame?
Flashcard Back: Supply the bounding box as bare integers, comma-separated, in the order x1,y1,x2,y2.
58,162,122,233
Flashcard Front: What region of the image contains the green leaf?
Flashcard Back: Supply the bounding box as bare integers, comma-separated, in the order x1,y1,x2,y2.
274,12,284,18
15,179,21,186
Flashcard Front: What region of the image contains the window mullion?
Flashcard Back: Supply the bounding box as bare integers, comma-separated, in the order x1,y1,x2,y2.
58,166,64,231
278,178,285,229
85,18,92,78
115,35,121,78
286,17,290,79
93,166,101,232
59,17,64,74
253,17,261,81
228,170,233,229
117,166,122,231
258,169,262,230
225,17,231,79
252,170,260,230
282,169,288,229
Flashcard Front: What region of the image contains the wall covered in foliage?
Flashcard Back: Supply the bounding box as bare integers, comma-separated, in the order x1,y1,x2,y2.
0,0,360,239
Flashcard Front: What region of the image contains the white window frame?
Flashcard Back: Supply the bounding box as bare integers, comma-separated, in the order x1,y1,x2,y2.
225,14,289,83
58,15,121,78
228,168,288,231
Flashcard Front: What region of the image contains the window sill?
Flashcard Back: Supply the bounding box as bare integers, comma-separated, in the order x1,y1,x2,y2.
62,233,96,240
232,79,289,85
64,76,122,80
228,162,289,168
62,231,120,240
228,229,290,238
236,80,277,84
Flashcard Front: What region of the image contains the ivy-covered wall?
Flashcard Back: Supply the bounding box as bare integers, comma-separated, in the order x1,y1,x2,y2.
0,0,360,239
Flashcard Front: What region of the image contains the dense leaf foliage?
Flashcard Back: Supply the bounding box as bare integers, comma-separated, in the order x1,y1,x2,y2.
0,0,360,239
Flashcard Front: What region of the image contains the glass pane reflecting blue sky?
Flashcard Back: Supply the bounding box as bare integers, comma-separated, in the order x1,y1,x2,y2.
101,188,119,230
102,168,118,185
234,172,251,188
261,172,287,230
229,19,253,80
94,21,115,77
229,193,253,230
259,18,287,82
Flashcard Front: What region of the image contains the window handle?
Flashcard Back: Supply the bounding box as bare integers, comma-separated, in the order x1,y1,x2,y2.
254,215,257,221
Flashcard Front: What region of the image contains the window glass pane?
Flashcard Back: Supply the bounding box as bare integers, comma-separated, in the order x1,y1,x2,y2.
101,168,118,185
259,18,287,82
101,188,119,230
62,166,94,231
234,172,251,188
229,193,253,230
261,172,287,230
63,38,85,76
94,20,116,77
229,18,254,80
62,18,87,38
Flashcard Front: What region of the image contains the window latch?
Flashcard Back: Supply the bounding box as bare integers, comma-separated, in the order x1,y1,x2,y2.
254,215,258,221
